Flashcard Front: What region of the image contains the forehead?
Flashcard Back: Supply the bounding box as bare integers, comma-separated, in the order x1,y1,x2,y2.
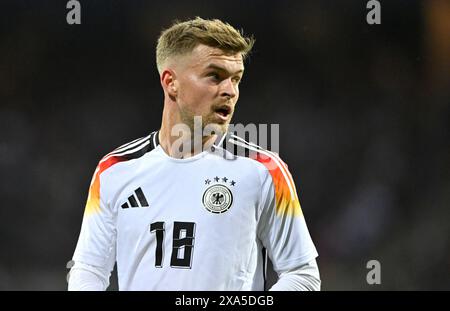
183,44,244,72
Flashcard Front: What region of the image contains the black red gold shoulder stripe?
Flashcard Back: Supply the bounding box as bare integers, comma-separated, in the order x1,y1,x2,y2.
84,131,159,215
228,135,302,217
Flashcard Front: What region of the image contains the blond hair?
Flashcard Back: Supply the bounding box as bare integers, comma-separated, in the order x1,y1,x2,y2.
156,17,255,73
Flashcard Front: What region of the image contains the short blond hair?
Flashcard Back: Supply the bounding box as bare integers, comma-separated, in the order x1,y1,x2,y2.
156,17,255,73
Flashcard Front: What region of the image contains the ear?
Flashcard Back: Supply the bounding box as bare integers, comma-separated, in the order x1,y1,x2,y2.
160,69,178,98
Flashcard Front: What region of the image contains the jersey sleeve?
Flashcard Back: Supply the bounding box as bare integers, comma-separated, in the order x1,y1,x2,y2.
72,159,118,269
255,153,318,273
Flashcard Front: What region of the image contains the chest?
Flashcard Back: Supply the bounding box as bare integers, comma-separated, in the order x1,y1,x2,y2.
112,158,262,246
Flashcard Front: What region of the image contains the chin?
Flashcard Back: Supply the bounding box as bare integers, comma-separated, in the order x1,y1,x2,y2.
203,122,228,136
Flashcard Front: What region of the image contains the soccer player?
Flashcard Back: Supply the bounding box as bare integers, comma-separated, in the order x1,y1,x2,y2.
68,17,320,291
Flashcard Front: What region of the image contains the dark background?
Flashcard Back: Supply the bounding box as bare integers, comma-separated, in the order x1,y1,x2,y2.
1,0,449,290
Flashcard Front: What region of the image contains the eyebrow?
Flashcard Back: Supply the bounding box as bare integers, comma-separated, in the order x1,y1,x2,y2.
205,64,244,75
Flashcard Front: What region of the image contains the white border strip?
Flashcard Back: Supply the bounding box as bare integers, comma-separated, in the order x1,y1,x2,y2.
152,131,158,149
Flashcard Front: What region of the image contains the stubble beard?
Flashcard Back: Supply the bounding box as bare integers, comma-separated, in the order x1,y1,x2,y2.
179,107,231,138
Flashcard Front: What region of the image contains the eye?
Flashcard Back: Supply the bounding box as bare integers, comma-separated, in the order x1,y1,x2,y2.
208,72,221,81
232,76,242,84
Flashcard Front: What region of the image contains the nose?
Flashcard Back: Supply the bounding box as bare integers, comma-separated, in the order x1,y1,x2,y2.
220,78,237,99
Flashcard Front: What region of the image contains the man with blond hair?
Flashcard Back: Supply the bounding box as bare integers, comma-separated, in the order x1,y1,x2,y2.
68,17,320,291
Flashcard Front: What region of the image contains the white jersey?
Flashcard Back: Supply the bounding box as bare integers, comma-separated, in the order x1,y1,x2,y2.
72,131,318,290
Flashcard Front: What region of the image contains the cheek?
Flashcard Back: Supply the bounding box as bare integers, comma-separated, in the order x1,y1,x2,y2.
187,87,216,111
180,77,211,103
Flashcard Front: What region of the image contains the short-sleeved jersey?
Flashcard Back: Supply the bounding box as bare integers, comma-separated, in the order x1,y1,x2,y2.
72,131,318,290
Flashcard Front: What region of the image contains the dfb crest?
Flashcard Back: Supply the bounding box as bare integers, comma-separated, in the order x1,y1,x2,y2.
202,177,234,214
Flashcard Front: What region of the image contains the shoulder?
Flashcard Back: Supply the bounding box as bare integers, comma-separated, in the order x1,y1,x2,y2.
96,131,159,176
83,131,159,215
223,133,291,175
223,133,298,203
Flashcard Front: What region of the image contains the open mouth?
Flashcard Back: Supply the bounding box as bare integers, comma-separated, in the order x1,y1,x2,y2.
214,105,232,120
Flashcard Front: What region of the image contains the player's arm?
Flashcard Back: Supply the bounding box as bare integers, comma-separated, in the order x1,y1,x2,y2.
256,153,320,291
68,161,117,291
268,259,320,291
68,260,113,291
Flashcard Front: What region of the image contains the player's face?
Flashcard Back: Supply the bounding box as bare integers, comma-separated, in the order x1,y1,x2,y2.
174,44,244,134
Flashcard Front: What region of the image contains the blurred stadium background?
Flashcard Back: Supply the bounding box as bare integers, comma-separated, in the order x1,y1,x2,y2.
0,0,449,290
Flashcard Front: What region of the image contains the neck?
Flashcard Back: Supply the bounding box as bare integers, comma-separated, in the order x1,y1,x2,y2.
159,104,218,159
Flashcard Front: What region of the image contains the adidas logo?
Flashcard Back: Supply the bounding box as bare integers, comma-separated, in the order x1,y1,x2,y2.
121,187,149,209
